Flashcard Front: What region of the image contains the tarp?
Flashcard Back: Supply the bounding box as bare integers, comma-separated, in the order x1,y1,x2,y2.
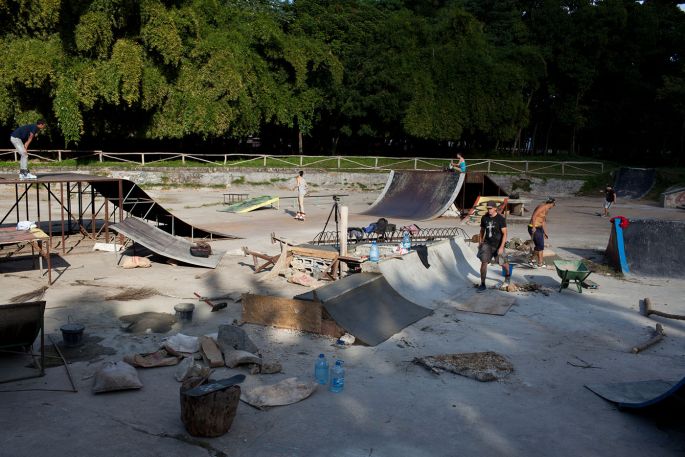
312,273,432,346
362,171,465,220
110,217,225,268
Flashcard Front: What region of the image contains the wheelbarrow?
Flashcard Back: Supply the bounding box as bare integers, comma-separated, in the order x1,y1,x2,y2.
553,260,592,293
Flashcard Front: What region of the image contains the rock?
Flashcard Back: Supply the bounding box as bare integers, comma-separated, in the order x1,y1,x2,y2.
217,324,259,354
224,349,261,368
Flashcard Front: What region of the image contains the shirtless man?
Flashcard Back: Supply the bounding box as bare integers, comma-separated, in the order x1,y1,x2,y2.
527,197,556,268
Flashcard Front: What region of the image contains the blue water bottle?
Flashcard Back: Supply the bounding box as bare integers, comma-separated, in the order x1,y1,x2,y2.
329,360,345,393
314,353,329,385
402,231,411,251
369,241,380,262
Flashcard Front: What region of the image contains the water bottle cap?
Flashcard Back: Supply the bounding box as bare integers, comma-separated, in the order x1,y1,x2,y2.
319,353,325,358
335,360,344,366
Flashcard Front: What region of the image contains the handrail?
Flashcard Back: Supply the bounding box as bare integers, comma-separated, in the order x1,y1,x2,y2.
0,149,604,176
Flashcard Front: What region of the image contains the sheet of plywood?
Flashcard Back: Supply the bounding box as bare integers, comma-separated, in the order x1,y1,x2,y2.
241,294,322,333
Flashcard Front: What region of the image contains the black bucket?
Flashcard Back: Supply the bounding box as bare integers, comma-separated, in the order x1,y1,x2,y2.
60,322,85,347
174,303,195,322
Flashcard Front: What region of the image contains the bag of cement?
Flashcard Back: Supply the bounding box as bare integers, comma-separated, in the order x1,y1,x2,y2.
241,377,317,409
92,361,143,393
165,333,200,354
174,356,210,382
121,255,152,269
224,349,262,368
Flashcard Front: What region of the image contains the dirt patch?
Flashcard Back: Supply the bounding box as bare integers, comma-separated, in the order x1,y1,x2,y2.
119,312,177,334
414,351,514,382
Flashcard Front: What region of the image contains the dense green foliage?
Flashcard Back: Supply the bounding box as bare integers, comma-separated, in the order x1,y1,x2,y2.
1,0,684,163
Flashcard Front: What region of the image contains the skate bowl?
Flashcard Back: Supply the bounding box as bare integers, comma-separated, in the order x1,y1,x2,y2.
379,238,514,315
613,167,656,199
605,218,685,278
362,170,465,220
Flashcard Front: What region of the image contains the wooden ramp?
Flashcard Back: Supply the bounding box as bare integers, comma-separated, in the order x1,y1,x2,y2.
218,196,279,213
110,218,225,268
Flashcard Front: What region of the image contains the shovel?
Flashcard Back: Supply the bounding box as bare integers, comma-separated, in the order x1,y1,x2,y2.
194,292,228,312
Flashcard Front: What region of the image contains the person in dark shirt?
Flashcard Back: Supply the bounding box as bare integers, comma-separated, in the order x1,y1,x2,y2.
10,120,46,180
603,185,616,217
477,201,510,292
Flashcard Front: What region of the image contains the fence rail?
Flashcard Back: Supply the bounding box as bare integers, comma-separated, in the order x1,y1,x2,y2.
0,149,604,176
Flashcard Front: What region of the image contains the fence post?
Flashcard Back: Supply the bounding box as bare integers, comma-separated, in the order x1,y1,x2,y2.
414,158,417,170
141,153,145,166
561,163,565,176
300,155,303,166
58,150,62,162
182,154,185,165
99,151,103,163
374,157,378,169
224,155,227,166
487,160,491,173
337,156,341,169
264,156,267,167
525,161,528,173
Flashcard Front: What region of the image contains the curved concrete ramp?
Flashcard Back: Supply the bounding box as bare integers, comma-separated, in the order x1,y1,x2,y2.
362,171,465,220
586,377,685,409
380,238,514,315
613,167,656,199
605,219,684,278
110,218,225,268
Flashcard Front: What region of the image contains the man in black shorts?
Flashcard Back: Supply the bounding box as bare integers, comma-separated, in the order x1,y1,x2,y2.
477,201,510,292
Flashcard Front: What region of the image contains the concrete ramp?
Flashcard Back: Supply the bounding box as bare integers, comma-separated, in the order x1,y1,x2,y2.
218,196,279,213
362,171,465,220
613,167,656,199
605,218,684,278
379,238,514,314
110,218,225,268
313,273,432,346
586,377,685,409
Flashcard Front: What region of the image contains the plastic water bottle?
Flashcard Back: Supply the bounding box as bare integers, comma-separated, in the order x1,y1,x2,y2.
369,241,380,262
402,231,411,251
314,353,329,385
329,360,345,393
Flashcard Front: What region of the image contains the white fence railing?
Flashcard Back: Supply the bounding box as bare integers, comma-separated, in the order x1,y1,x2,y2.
0,149,604,176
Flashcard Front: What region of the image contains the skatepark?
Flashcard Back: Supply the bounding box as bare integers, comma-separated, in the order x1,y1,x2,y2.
1,168,684,456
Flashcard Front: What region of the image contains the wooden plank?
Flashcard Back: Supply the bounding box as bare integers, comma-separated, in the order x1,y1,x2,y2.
290,246,339,260
199,336,224,368
241,293,322,333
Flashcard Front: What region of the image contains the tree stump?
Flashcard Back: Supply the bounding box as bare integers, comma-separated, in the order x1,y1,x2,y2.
180,378,241,437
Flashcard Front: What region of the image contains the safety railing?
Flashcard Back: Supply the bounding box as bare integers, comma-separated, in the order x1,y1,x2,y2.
0,149,604,176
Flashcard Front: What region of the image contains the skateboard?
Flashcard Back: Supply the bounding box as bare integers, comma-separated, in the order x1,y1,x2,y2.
184,374,246,397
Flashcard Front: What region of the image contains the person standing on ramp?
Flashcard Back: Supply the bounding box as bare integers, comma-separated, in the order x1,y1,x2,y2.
477,201,510,292
10,119,46,180
527,197,556,268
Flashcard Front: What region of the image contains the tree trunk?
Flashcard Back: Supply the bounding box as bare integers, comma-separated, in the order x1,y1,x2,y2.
180,380,241,437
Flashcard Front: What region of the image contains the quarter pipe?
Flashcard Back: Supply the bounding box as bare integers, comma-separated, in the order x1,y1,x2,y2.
362,171,465,220
613,167,656,199
605,218,685,278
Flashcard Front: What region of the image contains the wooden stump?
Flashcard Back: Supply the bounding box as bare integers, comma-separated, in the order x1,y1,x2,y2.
180,378,240,437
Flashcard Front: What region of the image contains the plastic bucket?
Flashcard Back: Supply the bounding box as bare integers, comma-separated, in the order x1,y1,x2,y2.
174,303,195,322
60,323,85,347
501,264,514,277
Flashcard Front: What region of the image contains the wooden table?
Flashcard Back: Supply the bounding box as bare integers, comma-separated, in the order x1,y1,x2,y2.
0,227,52,284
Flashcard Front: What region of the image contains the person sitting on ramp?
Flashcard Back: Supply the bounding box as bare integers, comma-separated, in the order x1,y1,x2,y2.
477,201,510,292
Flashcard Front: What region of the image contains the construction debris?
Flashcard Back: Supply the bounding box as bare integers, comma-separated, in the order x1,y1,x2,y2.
414,351,514,382
639,297,685,321
632,324,665,354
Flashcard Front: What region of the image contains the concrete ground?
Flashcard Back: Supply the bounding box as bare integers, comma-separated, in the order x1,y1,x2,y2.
1,181,684,457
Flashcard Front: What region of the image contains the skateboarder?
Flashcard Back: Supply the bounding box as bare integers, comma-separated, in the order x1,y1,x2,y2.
603,185,616,217
10,119,46,180
527,197,556,268
293,171,308,221
477,201,510,292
